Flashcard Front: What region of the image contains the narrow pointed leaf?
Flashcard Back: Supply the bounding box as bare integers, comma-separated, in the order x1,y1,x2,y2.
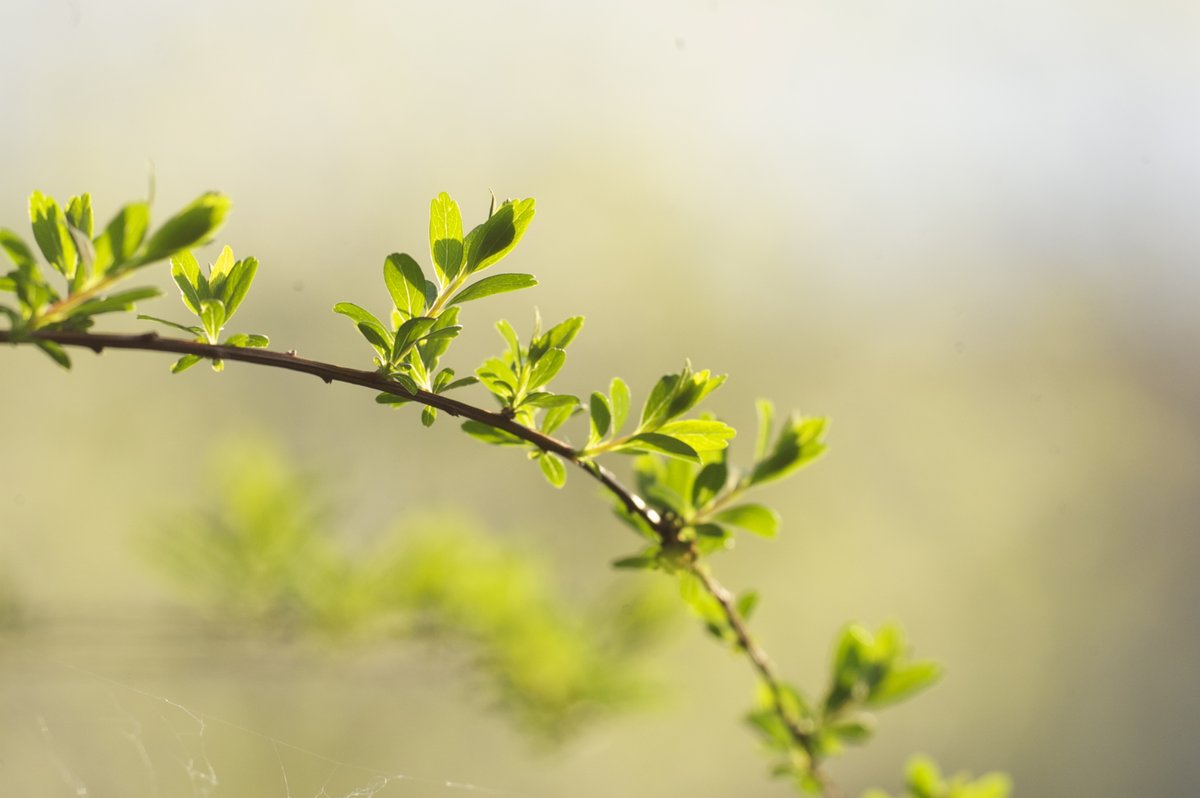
429,192,464,282
384,252,426,316
463,198,535,274
657,419,736,452
29,192,77,278
449,273,537,305
35,339,71,369
610,377,630,434
622,433,701,463
138,192,231,265
527,347,566,390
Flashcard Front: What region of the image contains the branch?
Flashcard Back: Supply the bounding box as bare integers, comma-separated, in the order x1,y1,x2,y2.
0,327,828,794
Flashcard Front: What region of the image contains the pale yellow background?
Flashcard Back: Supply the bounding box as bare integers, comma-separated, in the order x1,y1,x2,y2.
1,1,1198,796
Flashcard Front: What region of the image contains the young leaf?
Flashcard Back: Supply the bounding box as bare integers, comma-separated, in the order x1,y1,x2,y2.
448,272,537,305
138,192,232,265
589,391,612,442
541,397,579,435
622,433,701,463
138,314,202,336
750,416,829,486
495,319,522,363
755,399,775,462
97,202,151,274
713,503,780,538
527,347,566,390
692,461,729,508
538,452,567,488
656,419,736,452
530,315,583,360
35,339,71,369
334,302,392,348
866,661,943,708
463,198,535,274
71,287,161,318
221,256,258,319
421,406,437,427
638,373,678,431
461,420,524,446
171,354,202,373
29,192,77,279
383,253,426,317
65,194,93,238
199,299,226,341
429,192,464,282
610,377,630,434
392,315,437,360
170,252,205,315
208,245,236,293
0,229,36,270
612,554,659,571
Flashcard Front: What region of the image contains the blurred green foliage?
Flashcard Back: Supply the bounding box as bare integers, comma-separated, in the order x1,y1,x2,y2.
142,439,678,741
864,757,1012,798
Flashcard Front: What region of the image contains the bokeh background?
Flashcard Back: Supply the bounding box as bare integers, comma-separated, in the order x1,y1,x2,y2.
2,1,1198,796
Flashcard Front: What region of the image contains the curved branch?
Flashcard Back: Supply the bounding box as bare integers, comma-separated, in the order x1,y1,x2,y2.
1,327,827,794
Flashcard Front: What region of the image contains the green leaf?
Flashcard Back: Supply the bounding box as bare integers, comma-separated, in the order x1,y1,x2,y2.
0,229,36,270
463,198,535,274
418,306,461,368
29,192,77,278
612,554,659,571
692,461,728,508
495,319,521,364
610,377,630,434
736,590,759,620
421,406,437,427
589,391,611,442
171,353,202,373
138,192,231,265
713,503,780,538
750,416,829,486
334,302,392,354
866,661,943,708
530,315,583,361
137,314,202,336
383,253,426,316
72,287,161,318
461,420,524,447
200,299,225,341
622,433,701,463
538,452,567,488
208,245,236,294
527,347,566,390
35,339,71,369
638,373,678,431
170,251,204,315
221,256,258,319
429,192,464,282
0,276,15,293
449,272,537,306
540,397,579,434
755,399,775,462
97,202,151,274
65,194,93,238
392,315,437,360
657,419,736,452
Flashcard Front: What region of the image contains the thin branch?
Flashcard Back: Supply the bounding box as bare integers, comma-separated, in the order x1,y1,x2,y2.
0,327,827,792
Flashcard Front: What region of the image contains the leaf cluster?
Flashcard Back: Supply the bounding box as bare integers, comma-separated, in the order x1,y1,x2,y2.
0,191,230,367
864,757,1012,798
340,192,537,427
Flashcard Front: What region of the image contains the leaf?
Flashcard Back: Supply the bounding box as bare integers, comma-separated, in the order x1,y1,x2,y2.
65,194,93,238
421,406,437,427
750,416,829,486
0,229,36,270
530,315,583,360
448,272,537,305
171,354,202,373
713,503,780,538
35,339,71,369
71,287,161,318
866,661,943,708
418,306,461,368
589,391,611,442
138,192,232,265
221,256,258,319
223,333,269,348
97,202,150,274
622,433,701,463
357,323,392,357
538,452,567,488
736,590,759,620
692,461,728,508
527,347,566,390
657,419,736,452
612,554,659,571
333,302,392,353
638,373,678,431
29,192,77,278
137,314,202,336
383,252,426,316
429,192,464,282
392,315,437,360
755,399,775,462
199,299,226,341
495,319,521,364
463,198,535,274
460,420,524,446
610,377,630,434
170,252,205,315
208,245,236,294
540,397,579,434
